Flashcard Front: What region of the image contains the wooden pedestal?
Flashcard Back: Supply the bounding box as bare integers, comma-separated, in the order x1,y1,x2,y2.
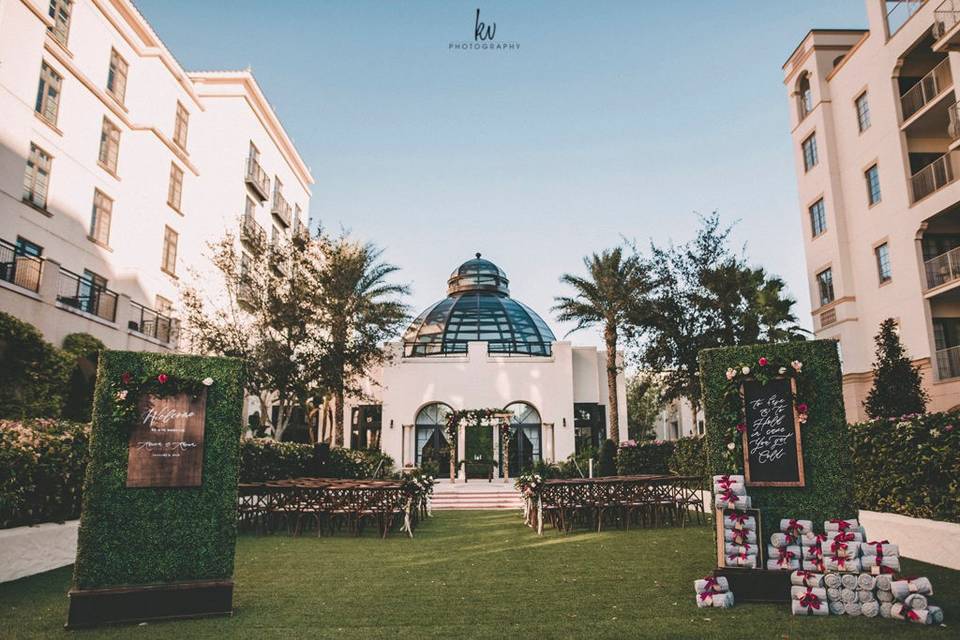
66,579,233,628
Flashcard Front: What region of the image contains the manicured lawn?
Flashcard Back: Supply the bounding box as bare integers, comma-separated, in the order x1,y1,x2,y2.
0,511,955,639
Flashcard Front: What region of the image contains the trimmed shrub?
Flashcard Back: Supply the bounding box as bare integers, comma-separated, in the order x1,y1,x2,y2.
617,440,675,475
597,439,618,476
62,333,105,422
238,438,396,482
0,312,71,419
668,436,708,479
0,419,90,528
849,411,960,523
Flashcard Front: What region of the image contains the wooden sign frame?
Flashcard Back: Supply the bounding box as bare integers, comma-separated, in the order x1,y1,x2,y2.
740,377,805,487
126,390,207,488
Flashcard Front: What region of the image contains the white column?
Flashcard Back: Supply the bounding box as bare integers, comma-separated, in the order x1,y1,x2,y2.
492,425,500,478
456,424,466,480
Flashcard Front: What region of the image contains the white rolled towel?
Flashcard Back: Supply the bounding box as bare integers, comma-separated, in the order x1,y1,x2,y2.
723,528,757,545
767,557,800,571
791,586,827,601
840,573,859,590
725,553,757,568
844,602,862,616
724,513,756,531
790,570,825,588
712,481,746,496
696,591,735,608
828,600,846,615
857,590,876,604
857,573,876,591
825,557,862,573
861,600,880,617
694,576,729,593
802,559,826,573
770,532,801,547
725,543,756,557
767,544,801,559
824,518,859,532
715,494,751,510
779,519,813,534
903,593,928,610
830,531,864,543
828,541,860,559
799,532,830,547
879,602,893,618
823,573,842,589
891,578,933,600
840,587,857,604
712,474,744,485
826,587,841,602
791,599,828,616
927,606,944,625
860,541,899,557
876,575,893,592
891,603,930,624
861,555,901,573
876,590,894,603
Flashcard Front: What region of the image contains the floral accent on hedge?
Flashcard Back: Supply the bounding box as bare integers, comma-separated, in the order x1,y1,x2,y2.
849,410,960,523
109,370,211,429
720,356,808,467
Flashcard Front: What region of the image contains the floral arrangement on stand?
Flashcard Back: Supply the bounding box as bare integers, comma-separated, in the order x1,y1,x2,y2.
109,370,213,428
515,472,544,532
443,408,513,481
720,357,808,468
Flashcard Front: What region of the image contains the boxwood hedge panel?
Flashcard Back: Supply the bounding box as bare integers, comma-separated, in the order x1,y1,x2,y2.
73,351,243,589
699,340,855,531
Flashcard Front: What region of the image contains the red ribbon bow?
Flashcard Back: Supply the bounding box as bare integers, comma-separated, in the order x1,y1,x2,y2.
701,576,718,591
796,570,814,579
833,532,855,543
777,549,796,566
830,541,848,553
728,513,749,525
829,518,852,531
720,489,739,502
807,545,823,558
698,590,713,602
905,608,920,621
799,589,821,610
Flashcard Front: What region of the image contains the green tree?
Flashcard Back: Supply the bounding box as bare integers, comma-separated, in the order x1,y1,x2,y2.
314,235,409,447
625,372,665,441
0,312,71,418
864,318,928,419
597,439,617,477
61,333,105,421
553,247,655,443
641,213,806,422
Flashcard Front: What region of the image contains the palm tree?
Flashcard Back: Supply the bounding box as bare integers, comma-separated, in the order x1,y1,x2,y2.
315,236,410,447
553,247,653,443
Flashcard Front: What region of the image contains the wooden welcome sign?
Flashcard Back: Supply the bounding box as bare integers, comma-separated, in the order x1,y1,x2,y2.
127,390,206,487
740,377,804,487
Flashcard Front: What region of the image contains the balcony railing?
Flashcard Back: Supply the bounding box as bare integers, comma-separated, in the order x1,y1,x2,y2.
129,301,176,344
271,191,292,227
241,214,266,248
936,344,960,379
901,58,953,121
911,152,956,202
245,157,270,200
56,269,118,322
934,0,960,39
924,245,960,289
0,238,42,293
950,102,960,140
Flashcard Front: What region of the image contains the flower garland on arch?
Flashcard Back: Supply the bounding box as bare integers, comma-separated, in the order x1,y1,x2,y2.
109,370,213,429
443,408,513,481
721,356,808,467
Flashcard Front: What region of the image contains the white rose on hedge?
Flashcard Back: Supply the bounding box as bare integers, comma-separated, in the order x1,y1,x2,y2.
741,366,750,375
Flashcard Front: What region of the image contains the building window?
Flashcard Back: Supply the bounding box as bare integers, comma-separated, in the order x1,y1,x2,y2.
574,403,606,454
35,61,62,125
16,237,43,258
802,133,818,171
350,405,383,450
47,0,72,47
816,268,835,306
798,73,813,120
875,243,892,283
98,117,121,174
23,143,52,209
161,226,178,275
167,163,183,211
89,189,112,246
173,102,189,150
106,49,128,104
809,198,827,237
855,92,871,132
865,164,881,205
155,295,172,314
271,225,281,247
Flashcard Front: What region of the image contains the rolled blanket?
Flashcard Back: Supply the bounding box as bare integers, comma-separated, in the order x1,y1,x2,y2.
840,573,859,590
712,474,744,486
857,589,876,604
861,555,901,573
844,602,862,616
779,518,813,535
840,587,857,604
800,532,830,547
791,586,827,601
826,587,842,602
861,600,880,617
792,598,828,616
927,606,944,625
903,593,928,610
823,573,842,589
876,590,894,603
767,544,801,559
829,600,846,615
791,570,825,588
725,513,756,532
802,559,827,573
770,532,800,547
694,576,729,594
876,575,893,591
724,543,755,557
802,544,824,560
824,518,859,533
861,540,899,557
857,573,876,591
766,557,800,571
829,541,860,559
724,528,757,545
879,602,893,618
716,494,751,511
712,481,746,496
725,553,757,568
696,591,735,608
891,603,929,624
825,557,861,573
831,531,864,543
891,577,933,600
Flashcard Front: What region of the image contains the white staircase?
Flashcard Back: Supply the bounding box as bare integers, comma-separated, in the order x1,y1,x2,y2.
430,479,523,510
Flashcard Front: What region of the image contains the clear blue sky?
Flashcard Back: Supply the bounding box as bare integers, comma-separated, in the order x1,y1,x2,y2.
138,0,867,347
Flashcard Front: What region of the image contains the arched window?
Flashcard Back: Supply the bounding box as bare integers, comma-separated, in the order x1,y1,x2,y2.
415,403,453,469
504,402,542,475
797,73,813,120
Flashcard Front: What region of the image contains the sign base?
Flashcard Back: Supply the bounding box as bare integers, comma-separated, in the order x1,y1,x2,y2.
712,568,791,603
66,579,233,628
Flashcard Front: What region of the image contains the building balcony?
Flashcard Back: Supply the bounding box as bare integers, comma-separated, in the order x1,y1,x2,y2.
128,301,178,345
901,58,953,122
910,151,957,203
925,245,960,290
934,0,960,52
936,344,960,379
241,214,266,248
56,268,118,323
271,192,292,227
245,157,270,201
0,238,42,293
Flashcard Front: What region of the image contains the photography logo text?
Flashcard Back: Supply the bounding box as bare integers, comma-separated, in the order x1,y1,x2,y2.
449,9,519,52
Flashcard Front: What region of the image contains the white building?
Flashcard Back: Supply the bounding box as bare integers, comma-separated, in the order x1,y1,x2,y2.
0,0,312,352
345,255,627,477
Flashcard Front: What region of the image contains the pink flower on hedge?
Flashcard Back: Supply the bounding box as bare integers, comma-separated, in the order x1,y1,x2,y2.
736,422,746,433
758,357,768,366
157,373,169,384
797,403,808,414
121,371,132,385
946,424,955,433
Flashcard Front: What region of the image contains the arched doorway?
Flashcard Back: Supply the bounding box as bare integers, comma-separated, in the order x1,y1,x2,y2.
415,402,453,475
504,402,542,476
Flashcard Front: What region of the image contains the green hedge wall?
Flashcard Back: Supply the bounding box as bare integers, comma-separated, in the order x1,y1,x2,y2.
849,411,960,522
699,340,856,529
616,437,708,480
238,439,395,482
73,351,243,590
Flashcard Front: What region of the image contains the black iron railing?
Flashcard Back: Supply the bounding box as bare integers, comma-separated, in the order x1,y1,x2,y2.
0,238,42,293
56,268,117,322
128,300,176,343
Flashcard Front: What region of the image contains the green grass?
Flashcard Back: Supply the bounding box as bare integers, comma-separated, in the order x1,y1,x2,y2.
0,511,956,639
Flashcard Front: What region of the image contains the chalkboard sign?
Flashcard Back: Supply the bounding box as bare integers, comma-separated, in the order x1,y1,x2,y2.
126,390,206,487
741,378,804,487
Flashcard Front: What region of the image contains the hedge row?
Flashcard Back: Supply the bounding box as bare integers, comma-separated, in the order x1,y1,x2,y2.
616,437,708,479
849,411,960,523
238,438,396,482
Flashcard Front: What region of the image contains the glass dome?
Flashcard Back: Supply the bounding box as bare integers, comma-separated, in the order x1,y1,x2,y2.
404,254,556,357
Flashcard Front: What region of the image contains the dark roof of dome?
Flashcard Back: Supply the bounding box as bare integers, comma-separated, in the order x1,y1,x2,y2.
404,254,556,357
